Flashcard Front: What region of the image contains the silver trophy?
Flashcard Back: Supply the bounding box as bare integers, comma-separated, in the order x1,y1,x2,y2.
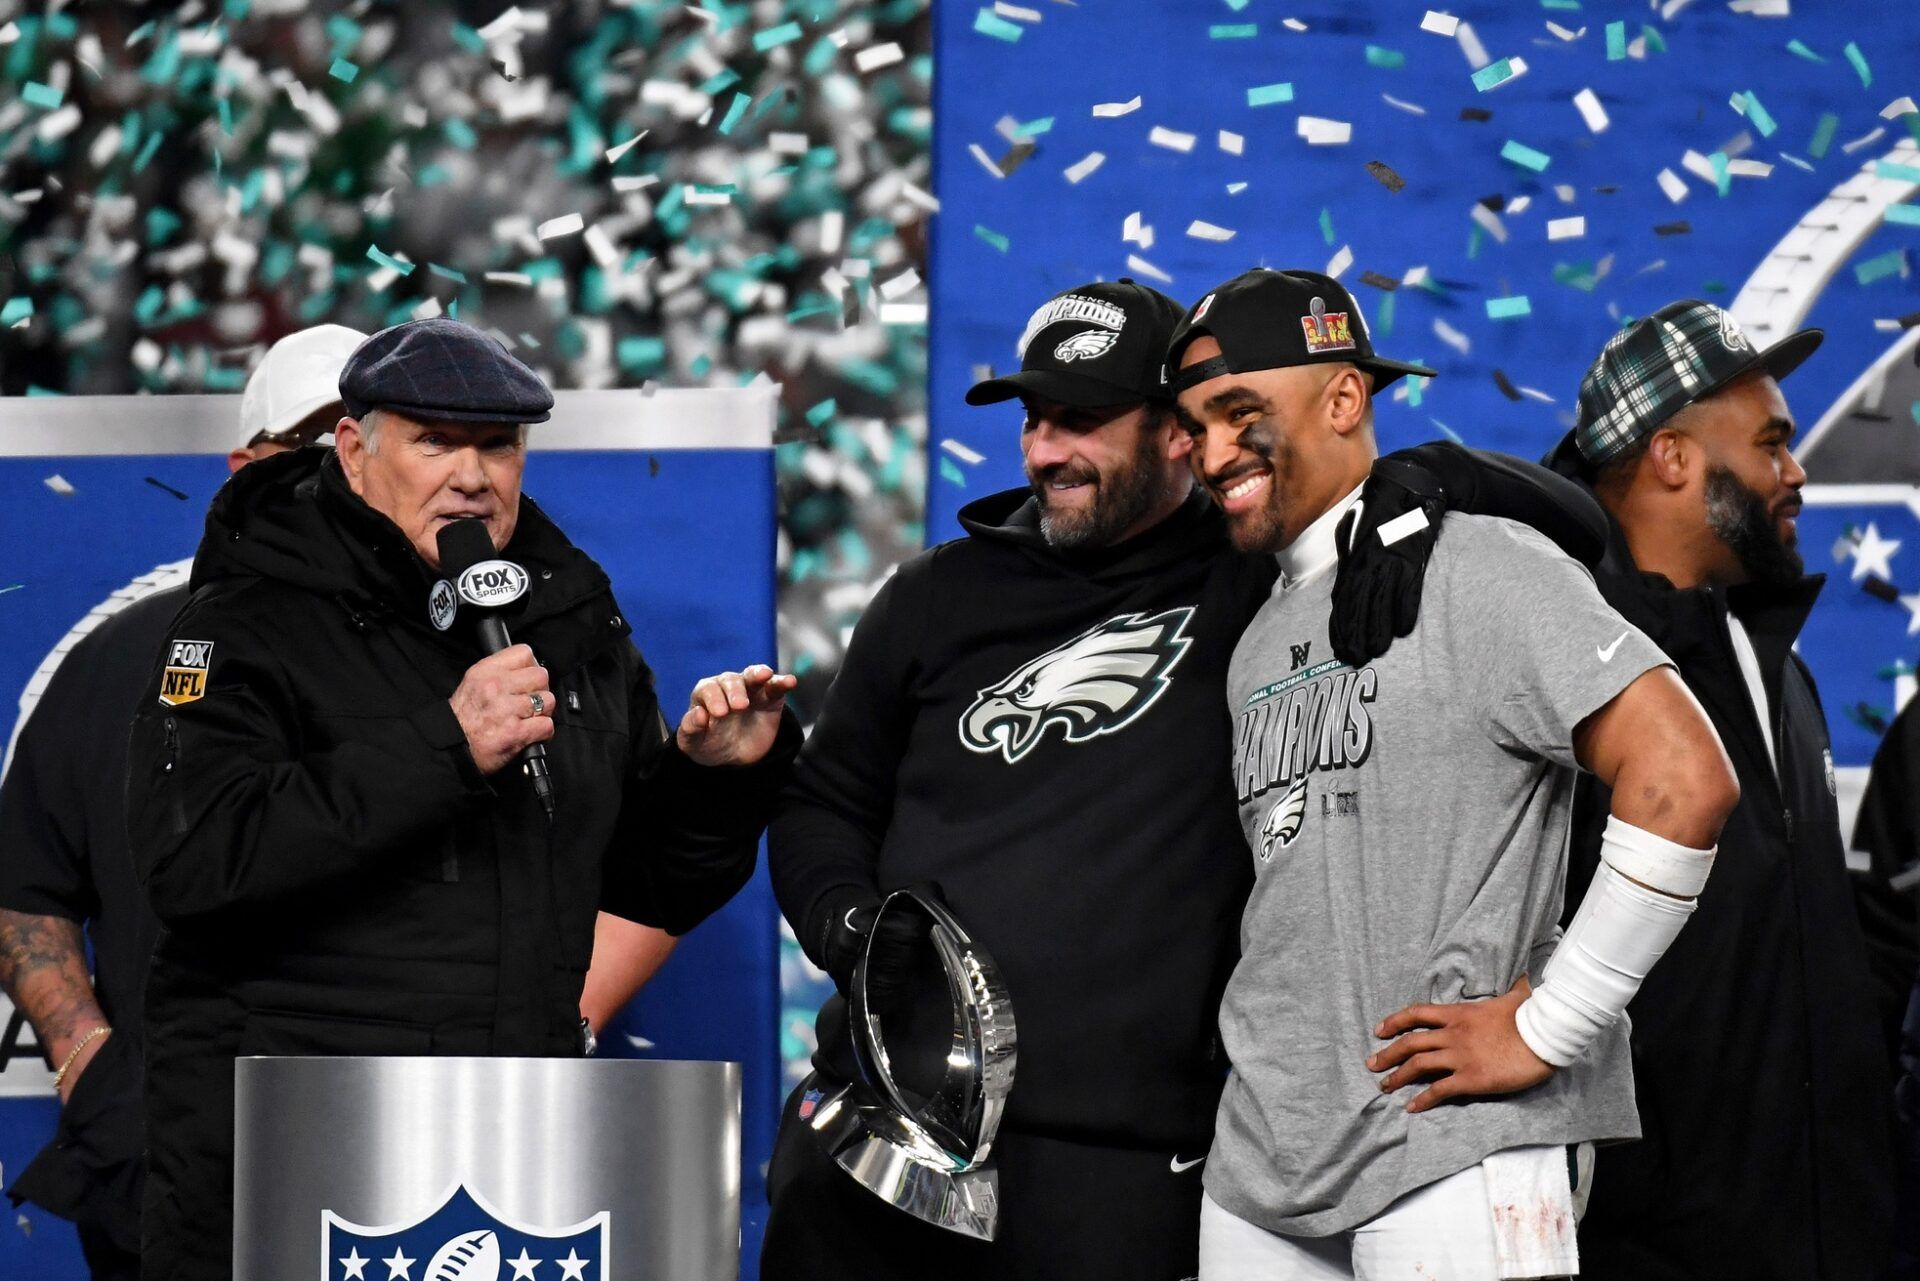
800,887,1017,1240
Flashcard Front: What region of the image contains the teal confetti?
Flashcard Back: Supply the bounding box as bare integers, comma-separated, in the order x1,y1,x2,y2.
21,81,61,110
0,584,22,596
1739,91,1777,138
444,118,478,150
1210,24,1257,39
974,9,1023,42
973,224,1010,253
1786,39,1825,62
785,301,838,323
1472,58,1521,91
1376,292,1395,339
329,58,358,83
146,207,181,244
1365,45,1406,70
1640,25,1666,54
1875,160,1920,183
1809,112,1838,159
1501,140,1551,172
1486,296,1533,320
1,297,32,325
1223,0,1250,9
1318,207,1335,245
1541,0,1580,8
217,97,233,136
1912,402,1920,428
753,20,803,51
1605,21,1626,60
717,91,751,135
1843,41,1870,87
366,245,417,276
451,22,485,55
1431,418,1463,444
1247,82,1294,107
1854,249,1906,285
132,131,164,174
805,399,837,427
1885,204,1920,227
428,263,468,283
699,68,741,95
939,456,968,488
616,337,666,374
1710,151,1731,196
1012,116,1054,138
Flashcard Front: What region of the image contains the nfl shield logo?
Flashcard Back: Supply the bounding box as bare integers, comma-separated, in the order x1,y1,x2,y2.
322,1185,608,1281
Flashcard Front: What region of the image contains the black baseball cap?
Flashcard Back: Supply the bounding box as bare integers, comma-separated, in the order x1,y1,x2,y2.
340,318,555,424
966,278,1186,408
1166,269,1436,396
1569,298,1821,466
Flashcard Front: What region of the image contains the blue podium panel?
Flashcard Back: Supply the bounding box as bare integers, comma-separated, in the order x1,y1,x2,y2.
0,389,780,1278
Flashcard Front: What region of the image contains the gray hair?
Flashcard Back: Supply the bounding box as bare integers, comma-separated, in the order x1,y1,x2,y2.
357,409,529,456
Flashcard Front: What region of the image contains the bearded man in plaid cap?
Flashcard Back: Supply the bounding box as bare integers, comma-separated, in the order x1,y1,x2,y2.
1544,299,1901,1281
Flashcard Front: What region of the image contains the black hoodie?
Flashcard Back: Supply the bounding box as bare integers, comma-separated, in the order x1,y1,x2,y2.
126,449,794,1281
773,486,1270,1150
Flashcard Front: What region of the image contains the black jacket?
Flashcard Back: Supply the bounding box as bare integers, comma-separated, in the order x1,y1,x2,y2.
125,450,794,1281
0,584,180,1258
1548,449,1896,1281
773,489,1267,1151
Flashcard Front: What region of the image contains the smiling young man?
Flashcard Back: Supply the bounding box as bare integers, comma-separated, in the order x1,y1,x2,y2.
1542,301,1898,1281
125,318,799,1281
1169,270,1739,1279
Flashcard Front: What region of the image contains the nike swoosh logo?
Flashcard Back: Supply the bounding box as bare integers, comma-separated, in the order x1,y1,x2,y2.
1170,1154,1206,1173
1597,631,1628,663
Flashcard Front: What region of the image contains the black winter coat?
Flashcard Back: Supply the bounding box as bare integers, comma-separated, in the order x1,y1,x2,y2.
1548,450,1895,1281
125,449,793,1281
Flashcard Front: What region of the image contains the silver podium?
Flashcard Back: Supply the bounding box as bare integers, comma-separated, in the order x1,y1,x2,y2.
234,1057,740,1281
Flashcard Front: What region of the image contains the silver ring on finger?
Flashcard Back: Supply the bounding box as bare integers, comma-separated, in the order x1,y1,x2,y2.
528,692,544,717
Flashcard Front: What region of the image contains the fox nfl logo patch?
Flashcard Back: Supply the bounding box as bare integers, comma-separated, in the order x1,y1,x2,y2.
159,639,214,707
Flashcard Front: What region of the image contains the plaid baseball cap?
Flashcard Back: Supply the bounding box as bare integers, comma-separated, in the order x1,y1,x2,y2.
1573,299,1821,466
339,318,554,424
1166,268,1436,396
966,278,1186,408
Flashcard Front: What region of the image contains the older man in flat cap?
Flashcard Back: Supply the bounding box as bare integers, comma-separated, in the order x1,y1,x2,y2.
126,318,799,1281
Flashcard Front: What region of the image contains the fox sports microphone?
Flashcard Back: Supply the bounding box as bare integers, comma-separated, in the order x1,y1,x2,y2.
434,517,556,823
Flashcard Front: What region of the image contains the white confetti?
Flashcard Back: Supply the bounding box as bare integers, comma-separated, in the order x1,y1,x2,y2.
1546,21,1584,40
1507,195,1532,216
994,2,1043,20
1779,152,1815,172
34,104,81,142
1680,149,1719,184
1218,130,1244,155
1469,202,1509,243
1573,87,1609,133
611,175,659,193
1382,93,1429,116
1662,0,1697,16
583,224,619,269
1227,181,1249,194
1421,10,1460,36
1727,0,1789,12
968,143,1004,179
1842,126,1887,154
1324,244,1354,279
1187,220,1237,242
1657,168,1689,203
1433,319,1472,355
855,42,905,72
1092,96,1142,118
1282,18,1309,31
1548,216,1586,240
1517,385,1557,404
1125,253,1174,284
878,267,921,300
1726,158,1773,178
1454,20,1490,69
1064,151,1106,183
0,21,19,45
604,130,648,162
536,212,584,239
1402,265,1432,288
1555,184,1577,202
411,297,444,320
900,181,941,212
1150,126,1196,152
44,474,74,495
1881,97,1918,120
1123,211,1156,249
1297,116,1353,146
769,132,811,155
484,271,535,286
879,302,928,325
941,439,985,465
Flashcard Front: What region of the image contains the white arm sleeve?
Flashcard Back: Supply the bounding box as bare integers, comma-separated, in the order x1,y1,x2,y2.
1514,815,1716,1068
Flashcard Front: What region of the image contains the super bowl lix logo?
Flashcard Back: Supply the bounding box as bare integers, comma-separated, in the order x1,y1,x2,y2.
1299,297,1355,355
323,1185,607,1281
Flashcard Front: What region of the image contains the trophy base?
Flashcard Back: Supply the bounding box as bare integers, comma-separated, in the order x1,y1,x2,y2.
800,1073,1001,1241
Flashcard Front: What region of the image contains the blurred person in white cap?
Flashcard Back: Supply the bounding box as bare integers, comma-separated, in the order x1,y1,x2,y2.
0,323,361,1281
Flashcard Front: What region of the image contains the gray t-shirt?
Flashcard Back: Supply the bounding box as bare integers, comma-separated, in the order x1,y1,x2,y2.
1206,514,1670,1237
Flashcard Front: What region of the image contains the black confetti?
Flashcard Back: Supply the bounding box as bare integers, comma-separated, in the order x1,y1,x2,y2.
144,476,189,500
1654,220,1692,236
1862,574,1901,602
1358,271,1400,291
1897,310,1920,329
1366,160,1407,192
1460,107,1492,122
1849,703,1890,735
1491,369,1524,401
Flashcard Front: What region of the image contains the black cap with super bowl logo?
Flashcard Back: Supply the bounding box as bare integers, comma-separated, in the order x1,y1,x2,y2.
339,317,555,425
1165,269,1436,396
966,278,1187,408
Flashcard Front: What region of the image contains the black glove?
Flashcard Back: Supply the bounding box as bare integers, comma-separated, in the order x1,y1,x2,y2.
812,888,928,1014
1331,442,1611,668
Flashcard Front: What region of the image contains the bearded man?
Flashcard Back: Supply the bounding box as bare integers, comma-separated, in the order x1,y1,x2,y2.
1542,299,1897,1281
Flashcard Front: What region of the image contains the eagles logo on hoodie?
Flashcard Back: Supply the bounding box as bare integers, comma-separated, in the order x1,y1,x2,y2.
959,607,1196,764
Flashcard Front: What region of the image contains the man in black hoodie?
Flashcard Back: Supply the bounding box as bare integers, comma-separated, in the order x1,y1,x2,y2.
1542,299,1897,1280
124,319,799,1281
762,280,1610,1280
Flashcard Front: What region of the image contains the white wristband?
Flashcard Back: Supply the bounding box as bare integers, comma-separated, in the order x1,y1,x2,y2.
1514,817,1714,1068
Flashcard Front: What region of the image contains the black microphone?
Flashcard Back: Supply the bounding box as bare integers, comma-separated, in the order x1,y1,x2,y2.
435,518,556,823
